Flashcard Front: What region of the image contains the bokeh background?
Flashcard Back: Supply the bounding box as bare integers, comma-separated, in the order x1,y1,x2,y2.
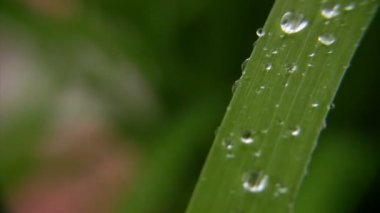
0,0,379,212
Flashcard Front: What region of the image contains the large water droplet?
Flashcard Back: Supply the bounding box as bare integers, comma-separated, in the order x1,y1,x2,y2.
242,171,269,193
280,12,309,34
256,28,265,37
318,33,336,46
241,130,255,144
321,4,341,19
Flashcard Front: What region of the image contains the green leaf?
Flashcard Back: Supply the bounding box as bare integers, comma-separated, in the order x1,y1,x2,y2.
186,0,378,212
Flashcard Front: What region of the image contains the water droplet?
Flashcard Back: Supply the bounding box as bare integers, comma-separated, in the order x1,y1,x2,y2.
318,33,336,46
288,126,301,137
321,4,341,19
222,138,235,159
311,102,320,108
254,150,262,158
275,104,280,108
241,58,250,70
329,103,336,110
285,63,298,73
242,171,269,193
274,183,288,196
232,79,240,93
256,28,265,37
255,86,266,95
344,2,356,11
241,130,255,144
265,63,272,71
309,52,315,57
222,138,233,150
272,49,279,55
307,63,313,67
280,12,309,34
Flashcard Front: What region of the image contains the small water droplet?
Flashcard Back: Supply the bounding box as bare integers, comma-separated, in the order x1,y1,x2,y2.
322,119,327,130
321,4,341,19
241,130,255,144
255,85,266,95
222,138,233,150
222,138,235,159
265,63,272,71
254,150,262,158
242,171,269,193
274,183,288,197
309,52,315,57
311,102,320,108
318,33,336,46
272,49,279,55
280,12,309,34
241,58,250,70
285,63,298,73
307,63,313,67
329,103,336,110
289,126,301,137
327,50,334,54
344,2,356,11
256,28,265,37
232,79,240,93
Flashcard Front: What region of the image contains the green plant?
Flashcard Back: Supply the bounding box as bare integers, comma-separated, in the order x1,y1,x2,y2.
186,0,378,212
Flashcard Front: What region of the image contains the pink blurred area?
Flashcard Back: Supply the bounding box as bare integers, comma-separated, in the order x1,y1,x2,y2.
8,122,140,213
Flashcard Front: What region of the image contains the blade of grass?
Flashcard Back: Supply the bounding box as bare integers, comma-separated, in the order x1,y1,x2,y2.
186,0,378,212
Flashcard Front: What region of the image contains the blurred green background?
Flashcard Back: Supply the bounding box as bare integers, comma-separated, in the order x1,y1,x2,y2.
0,0,379,212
